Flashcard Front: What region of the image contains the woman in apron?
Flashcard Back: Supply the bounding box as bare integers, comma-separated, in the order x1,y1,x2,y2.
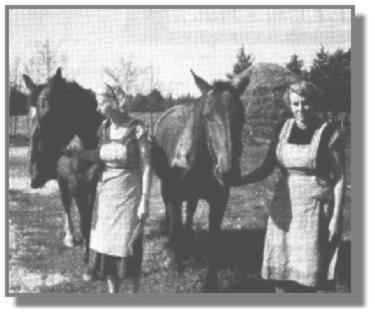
240,81,345,292
67,97,152,293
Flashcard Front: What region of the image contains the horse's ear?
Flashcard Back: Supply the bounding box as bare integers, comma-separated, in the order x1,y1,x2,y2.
190,70,211,94
23,75,36,92
232,66,251,95
53,68,63,81
234,76,250,96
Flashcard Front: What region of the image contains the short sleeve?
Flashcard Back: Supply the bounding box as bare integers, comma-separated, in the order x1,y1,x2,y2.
135,123,149,140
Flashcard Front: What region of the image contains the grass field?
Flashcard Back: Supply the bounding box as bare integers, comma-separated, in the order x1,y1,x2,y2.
8,115,351,293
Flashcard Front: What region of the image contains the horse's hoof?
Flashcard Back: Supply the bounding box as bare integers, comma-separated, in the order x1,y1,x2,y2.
203,276,219,292
63,237,74,248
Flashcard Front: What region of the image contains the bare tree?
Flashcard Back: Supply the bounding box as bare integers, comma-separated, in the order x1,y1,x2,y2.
24,39,67,83
9,57,22,88
10,39,66,135
102,58,146,111
104,59,143,93
147,63,163,133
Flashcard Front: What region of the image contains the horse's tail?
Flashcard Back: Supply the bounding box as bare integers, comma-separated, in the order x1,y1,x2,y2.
150,136,172,182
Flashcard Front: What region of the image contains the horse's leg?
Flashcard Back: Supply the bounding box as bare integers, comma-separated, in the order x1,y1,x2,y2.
9,117,14,136
14,115,18,136
204,188,229,292
168,200,182,248
160,181,170,234
180,198,198,258
84,181,97,261
185,198,198,233
168,199,185,273
57,177,75,248
73,182,92,263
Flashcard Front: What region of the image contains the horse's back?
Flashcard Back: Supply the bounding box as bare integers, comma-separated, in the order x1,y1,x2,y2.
154,104,192,142
153,104,193,155
152,104,197,179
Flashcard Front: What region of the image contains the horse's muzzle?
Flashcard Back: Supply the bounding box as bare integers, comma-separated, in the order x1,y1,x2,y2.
31,178,46,188
30,173,49,188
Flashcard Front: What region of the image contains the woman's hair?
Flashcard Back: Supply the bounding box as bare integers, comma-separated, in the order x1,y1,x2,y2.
283,80,320,108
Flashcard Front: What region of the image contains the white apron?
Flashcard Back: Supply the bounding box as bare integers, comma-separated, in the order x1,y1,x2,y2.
261,118,338,287
90,120,143,257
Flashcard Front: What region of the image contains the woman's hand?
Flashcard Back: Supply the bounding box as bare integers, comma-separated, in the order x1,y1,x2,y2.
230,136,277,187
137,124,152,222
63,147,100,163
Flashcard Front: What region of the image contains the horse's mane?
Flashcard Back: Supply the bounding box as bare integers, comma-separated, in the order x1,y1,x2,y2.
209,80,244,165
39,75,103,148
28,84,44,107
55,77,98,114
61,80,103,147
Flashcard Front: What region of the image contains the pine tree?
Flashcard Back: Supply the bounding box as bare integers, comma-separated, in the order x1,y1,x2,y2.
286,54,304,76
308,47,351,115
227,47,254,79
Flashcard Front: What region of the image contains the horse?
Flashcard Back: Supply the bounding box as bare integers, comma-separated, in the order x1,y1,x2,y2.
9,86,29,136
23,68,103,263
151,69,252,291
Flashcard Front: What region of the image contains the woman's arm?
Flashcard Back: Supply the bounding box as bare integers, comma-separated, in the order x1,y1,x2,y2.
328,140,346,242
234,137,278,186
67,148,101,163
136,127,152,221
67,141,128,164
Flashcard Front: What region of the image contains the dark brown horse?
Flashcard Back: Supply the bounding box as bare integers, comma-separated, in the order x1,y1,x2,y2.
23,68,103,262
151,70,251,291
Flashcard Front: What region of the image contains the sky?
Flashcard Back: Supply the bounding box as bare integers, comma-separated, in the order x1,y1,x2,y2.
9,8,351,97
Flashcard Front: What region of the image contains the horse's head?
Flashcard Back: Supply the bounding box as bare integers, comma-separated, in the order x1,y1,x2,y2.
23,69,70,187
191,70,250,186
27,121,56,188
23,68,101,188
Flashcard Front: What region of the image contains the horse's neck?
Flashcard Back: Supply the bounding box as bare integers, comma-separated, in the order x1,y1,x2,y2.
74,131,97,150
171,105,205,170
75,116,102,149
